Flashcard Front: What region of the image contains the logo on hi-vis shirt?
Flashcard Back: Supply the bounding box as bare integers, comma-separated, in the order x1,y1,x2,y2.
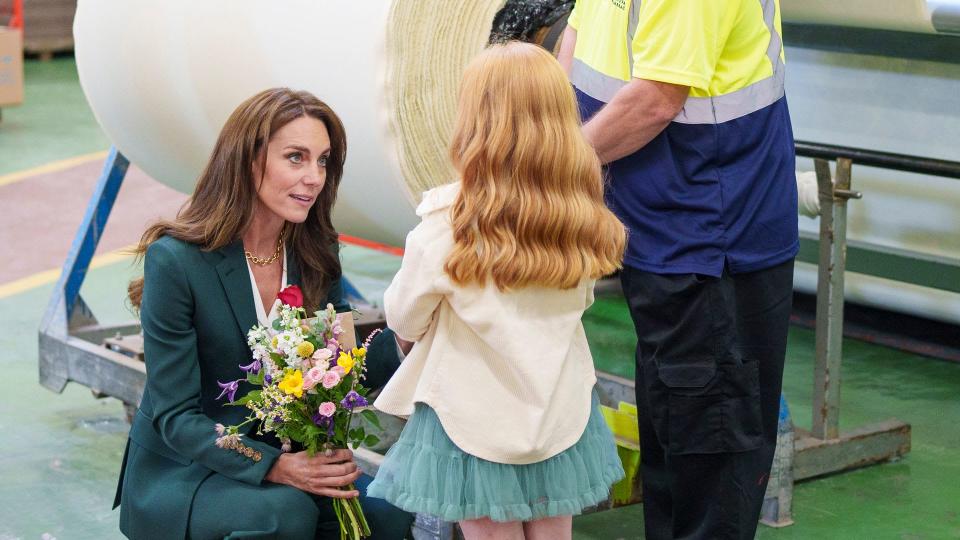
611,0,626,9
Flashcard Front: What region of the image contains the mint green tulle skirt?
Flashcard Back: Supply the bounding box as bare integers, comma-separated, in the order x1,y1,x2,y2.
366,392,624,522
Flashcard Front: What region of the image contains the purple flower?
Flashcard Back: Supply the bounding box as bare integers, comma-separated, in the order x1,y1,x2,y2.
312,412,336,438
216,379,240,402
239,359,261,373
340,391,368,411
264,373,272,385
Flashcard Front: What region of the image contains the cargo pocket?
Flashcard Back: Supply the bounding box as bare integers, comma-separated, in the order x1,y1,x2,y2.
719,353,764,452
720,393,764,452
659,357,763,455
658,358,723,455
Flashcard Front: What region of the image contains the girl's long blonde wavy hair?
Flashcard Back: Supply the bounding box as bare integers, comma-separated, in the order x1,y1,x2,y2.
445,42,626,290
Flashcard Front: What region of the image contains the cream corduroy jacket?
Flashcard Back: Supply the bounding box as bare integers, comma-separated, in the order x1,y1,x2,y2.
374,182,598,465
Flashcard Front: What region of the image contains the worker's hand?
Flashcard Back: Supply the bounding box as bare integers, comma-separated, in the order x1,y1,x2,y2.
796,170,820,218
265,449,362,498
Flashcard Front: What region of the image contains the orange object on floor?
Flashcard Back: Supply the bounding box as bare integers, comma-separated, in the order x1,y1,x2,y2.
339,234,404,257
9,0,23,30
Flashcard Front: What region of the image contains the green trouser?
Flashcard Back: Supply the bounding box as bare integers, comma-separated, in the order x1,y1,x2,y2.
188,473,413,539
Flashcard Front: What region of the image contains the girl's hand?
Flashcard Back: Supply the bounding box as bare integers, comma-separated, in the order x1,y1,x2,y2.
265,449,362,498
395,336,414,356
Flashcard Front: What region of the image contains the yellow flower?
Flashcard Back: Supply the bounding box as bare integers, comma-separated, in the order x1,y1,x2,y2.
337,352,355,375
271,336,279,349
296,341,315,358
352,347,366,358
278,370,304,398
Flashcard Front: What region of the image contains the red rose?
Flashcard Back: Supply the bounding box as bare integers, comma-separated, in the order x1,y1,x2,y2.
277,285,304,308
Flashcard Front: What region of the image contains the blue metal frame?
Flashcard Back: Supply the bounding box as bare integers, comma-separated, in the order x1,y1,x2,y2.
59,147,130,318
341,277,367,304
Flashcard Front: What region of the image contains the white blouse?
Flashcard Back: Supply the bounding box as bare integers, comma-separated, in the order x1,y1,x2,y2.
246,248,288,327
374,182,598,465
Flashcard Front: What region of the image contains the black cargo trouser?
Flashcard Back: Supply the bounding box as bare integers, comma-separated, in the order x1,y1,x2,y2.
620,259,794,540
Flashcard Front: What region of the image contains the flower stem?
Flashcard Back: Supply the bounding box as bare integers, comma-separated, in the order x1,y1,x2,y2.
340,496,359,539
350,493,371,536
331,484,370,539
333,499,347,540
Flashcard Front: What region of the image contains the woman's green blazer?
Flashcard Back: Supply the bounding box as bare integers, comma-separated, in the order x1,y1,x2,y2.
113,236,400,539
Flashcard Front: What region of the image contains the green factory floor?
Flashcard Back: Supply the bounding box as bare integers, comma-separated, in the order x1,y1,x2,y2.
1,57,959,539
2,252,958,539
0,57,110,176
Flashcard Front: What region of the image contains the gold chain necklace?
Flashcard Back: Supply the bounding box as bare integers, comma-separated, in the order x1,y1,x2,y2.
244,235,283,266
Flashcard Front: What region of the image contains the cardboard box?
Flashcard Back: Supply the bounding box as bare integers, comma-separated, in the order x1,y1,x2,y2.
0,26,24,107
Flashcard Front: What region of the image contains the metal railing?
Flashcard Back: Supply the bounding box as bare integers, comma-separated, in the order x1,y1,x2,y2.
794,141,960,295
759,140,960,526
796,140,960,179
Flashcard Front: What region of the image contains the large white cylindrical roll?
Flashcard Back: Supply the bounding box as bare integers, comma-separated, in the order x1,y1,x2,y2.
782,0,960,35
74,1,505,247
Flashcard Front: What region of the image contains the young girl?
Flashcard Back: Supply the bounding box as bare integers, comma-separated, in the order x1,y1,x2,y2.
367,42,627,540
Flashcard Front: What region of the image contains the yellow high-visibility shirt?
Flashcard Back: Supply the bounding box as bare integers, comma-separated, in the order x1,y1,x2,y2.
568,0,786,100
567,0,799,278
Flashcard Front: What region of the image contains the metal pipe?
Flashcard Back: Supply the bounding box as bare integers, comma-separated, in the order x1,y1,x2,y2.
795,140,960,179
812,158,852,440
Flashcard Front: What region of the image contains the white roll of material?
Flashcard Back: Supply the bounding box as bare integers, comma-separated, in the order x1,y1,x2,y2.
74,1,505,247
782,0,960,35
76,1,822,248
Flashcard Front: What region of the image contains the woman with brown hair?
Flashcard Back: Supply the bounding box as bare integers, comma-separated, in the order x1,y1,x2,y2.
115,88,412,539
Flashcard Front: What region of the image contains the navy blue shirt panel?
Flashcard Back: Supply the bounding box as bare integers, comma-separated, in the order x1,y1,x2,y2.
577,88,799,276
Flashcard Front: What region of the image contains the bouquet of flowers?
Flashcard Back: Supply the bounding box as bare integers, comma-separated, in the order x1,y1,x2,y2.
214,285,381,540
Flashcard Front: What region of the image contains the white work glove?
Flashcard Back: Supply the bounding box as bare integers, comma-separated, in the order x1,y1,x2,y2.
796,170,820,218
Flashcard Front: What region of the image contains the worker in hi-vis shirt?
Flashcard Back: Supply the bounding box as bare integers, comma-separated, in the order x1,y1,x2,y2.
559,0,798,538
